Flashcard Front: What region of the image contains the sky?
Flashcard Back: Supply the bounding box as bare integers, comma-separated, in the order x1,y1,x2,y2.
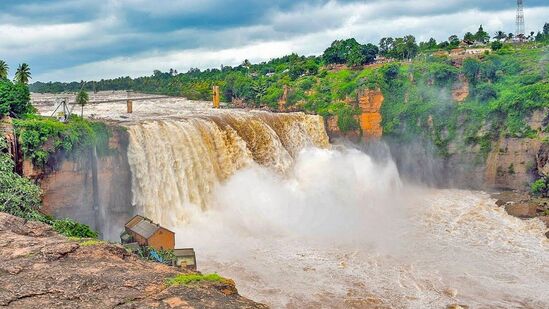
1,0,548,82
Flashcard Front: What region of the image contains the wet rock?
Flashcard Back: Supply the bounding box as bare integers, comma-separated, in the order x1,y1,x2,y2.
493,191,530,206
505,202,539,218
538,216,549,228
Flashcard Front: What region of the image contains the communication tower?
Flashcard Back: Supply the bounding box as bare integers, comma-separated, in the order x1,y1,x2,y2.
516,0,525,36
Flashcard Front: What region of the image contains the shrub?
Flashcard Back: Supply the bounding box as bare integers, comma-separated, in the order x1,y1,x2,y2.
531,177,548,197
14,115,108,167
491,41,503,51
336,105,360,132
166,273,228,286
52,218,98,238
0,138,42,219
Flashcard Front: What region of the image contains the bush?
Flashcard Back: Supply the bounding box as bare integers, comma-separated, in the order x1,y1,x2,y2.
14,115,108,167
531,177,548,197
0,137,42,219
52,218,98,238
0,79,34,117
491,41,503,51
336,105,360,132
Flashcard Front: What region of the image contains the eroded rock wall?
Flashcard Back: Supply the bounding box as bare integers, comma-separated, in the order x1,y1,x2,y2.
27,126,134,240
358,88,384,138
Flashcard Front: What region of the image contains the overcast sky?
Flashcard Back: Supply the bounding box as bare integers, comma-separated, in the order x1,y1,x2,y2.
1,0,548,82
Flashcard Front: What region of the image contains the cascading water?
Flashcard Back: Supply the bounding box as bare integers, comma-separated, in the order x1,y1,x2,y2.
126,111,549,308
127,111,329,226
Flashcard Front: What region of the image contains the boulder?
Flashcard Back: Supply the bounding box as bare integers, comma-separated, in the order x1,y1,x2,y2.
505,202,538,218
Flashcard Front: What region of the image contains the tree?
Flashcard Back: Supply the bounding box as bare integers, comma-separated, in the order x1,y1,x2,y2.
463,32,475,45
76,89,89,118
474,25,490,44
494,31,506,41
0,61,8,79
251,78,267,105
0,79,33,117
379,37,394,55
490,41,503,51
462,58,481,84
403,35,419,59
14,63,31,84
448,35,460,47
508,33,514,39
420,38,437,51
544,22,549,36
322,39,378,66
241,59,251,68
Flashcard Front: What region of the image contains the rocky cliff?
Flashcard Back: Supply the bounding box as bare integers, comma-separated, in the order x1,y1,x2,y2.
358,88,384,138
0,212,266,308
325,88,384,141
22,125,134,240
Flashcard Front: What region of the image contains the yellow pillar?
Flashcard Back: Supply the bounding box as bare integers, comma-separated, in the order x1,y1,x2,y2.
212,86,220,108
127,99,133,113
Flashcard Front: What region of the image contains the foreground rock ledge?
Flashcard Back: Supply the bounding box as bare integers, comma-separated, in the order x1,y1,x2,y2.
0,213,267,309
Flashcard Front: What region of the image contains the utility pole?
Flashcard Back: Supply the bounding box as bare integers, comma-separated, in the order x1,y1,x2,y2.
516,0,525,37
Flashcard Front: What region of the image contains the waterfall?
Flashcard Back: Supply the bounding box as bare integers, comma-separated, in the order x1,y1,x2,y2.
124,110,549,308
126,111,329,226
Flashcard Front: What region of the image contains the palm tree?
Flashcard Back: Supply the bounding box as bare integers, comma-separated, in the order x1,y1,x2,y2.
76,89,89,118
14,63,31,84
494,31,506,42
0,60,8,79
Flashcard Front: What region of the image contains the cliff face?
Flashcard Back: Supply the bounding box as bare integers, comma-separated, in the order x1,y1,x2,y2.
358,88,384,138
0,212,266,308
325,88,384,141
24,125,134,240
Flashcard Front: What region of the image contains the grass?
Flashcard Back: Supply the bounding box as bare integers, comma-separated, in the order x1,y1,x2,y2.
78,239,104,246
166,273,228,286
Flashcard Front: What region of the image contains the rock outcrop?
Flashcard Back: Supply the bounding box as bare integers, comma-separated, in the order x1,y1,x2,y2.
484,137,542,190
451,74,469,102
358,89,384,139
537,143,549,177
23,125,134,241
0,212,266,309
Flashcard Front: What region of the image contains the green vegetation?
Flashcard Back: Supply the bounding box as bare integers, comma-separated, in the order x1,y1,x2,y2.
14,63,31,84
0,136,42,220
134,246,176,264
52,218,98,238
531,177,549,197
166,273,228,286
74,238,104,246
323,38,379,66
1,136,98,238
0,78,35,117
1,61,99,238
0,61,8,79
14,115,110,167
76,89,89,118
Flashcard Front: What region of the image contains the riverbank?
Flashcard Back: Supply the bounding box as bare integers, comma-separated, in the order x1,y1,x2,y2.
493,191,549,237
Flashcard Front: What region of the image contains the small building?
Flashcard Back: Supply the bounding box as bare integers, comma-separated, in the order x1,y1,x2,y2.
173,248,197,270
124,215,175,251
